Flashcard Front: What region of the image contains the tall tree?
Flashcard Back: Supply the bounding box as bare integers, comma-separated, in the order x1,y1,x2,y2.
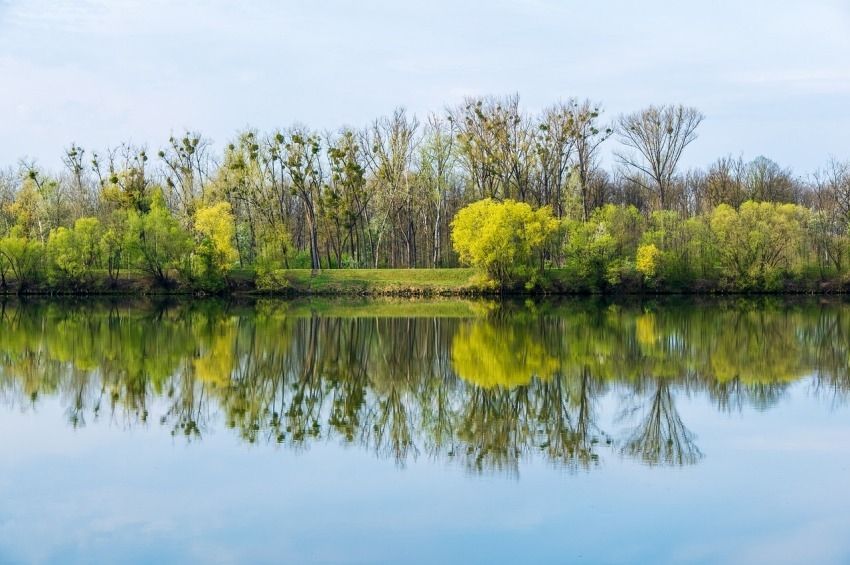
283,128,325,271
158,131,213,225
566,99,612,220
616,104,703,210
362,108,419,267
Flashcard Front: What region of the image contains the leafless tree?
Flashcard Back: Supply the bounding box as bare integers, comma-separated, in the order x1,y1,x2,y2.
158,131,214,225
616,104,703,210
813,158,850,220
744,156,797,203
567,99,612,220
361,108,420,267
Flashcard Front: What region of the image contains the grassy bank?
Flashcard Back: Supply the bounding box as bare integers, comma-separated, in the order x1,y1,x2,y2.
2,267,849,296
263,268,484,295
0,268,487,296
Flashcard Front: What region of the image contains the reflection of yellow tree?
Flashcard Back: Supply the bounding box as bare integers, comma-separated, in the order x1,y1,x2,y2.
193,316,237,388
451,321,560,389
635,312,658,349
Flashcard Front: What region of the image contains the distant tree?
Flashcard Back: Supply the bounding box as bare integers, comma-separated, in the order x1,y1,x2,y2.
158,131,213,225
744,156,796,203
699,155,747,210
616,105,704,210
453,94,534,202
361,108,420,267
282,128,325,271
565,99,613,220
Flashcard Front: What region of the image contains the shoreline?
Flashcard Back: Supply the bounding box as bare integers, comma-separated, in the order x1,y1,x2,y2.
1,267,848,298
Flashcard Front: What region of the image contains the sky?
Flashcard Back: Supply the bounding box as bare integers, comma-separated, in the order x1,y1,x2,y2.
1,0,849,173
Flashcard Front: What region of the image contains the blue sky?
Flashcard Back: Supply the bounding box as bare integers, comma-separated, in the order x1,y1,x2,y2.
1,0,848,172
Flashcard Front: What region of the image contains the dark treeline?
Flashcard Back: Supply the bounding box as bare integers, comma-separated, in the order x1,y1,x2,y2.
1,95,849,290
1,297,848,473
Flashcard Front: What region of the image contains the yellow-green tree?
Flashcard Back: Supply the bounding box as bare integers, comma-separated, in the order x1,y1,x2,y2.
710,201,810,288
636,243,662,281
126,190,191,284
451,198,559,287
451,320,560,389
194,202,238,279
564,204,644,287
46,217,103,284
0,226,44,290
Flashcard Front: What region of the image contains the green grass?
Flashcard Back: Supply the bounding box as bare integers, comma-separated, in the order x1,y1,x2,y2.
272,268,487,295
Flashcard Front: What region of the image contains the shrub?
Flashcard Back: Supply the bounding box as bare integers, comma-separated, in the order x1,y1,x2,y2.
451,198,560,288
636,243,662,281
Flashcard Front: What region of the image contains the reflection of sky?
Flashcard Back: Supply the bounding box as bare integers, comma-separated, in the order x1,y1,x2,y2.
0,381,848,564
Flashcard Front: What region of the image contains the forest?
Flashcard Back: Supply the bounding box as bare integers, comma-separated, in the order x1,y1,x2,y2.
1,94,849,293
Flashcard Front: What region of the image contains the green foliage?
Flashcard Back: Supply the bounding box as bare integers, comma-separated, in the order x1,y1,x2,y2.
451,198,560,288
194,202,238,281
564,204,643,288
709,201,810,289
0,227,44,289
255,225,295,289
47,217,103,284
125,191,192,284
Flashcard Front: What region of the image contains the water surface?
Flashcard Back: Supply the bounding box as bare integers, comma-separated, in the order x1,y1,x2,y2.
0,297,848,564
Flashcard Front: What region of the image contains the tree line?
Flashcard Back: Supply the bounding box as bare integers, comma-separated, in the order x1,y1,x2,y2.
1,94,849,290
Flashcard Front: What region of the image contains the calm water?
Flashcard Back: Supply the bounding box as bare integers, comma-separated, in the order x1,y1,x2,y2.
0,297,849,564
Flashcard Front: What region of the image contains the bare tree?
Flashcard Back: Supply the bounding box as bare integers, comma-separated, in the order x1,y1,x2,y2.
567,99,612,220
282,127,325,271
361,108,420,267
158,131,214,225
419,114,458,267
535,102,575,217
616,104,703,210
813,158,850,221
452,94,534,202
744,156,796,203
697,154,747,211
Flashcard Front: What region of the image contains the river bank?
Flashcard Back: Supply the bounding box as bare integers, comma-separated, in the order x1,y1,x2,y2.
2,268,849,296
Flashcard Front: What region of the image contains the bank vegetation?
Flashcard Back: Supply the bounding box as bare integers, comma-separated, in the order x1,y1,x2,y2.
2,95,849,294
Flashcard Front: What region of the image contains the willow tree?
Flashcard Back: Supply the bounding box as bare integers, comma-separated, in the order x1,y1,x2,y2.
452,198,560,287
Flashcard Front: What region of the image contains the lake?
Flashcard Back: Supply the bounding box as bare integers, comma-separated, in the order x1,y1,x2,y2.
0,297,848,564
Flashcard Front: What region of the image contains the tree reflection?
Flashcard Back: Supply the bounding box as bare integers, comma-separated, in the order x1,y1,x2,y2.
0,296,848,474
620,379,703,466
